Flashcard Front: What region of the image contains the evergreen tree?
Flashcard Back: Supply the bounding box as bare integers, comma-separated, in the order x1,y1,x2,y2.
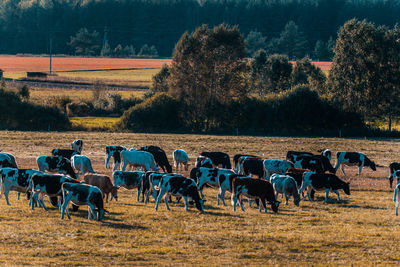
67,28,100,56
245,30,267,57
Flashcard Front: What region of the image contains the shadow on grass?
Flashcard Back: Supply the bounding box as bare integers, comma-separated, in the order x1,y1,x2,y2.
203,210,244,218
101,221,147,230
339,204,387,210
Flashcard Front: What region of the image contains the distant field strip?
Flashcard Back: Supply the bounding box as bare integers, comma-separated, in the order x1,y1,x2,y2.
70,117,120,129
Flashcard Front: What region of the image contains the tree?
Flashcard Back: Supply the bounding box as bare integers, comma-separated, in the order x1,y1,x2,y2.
329,19,400,130
313,37,335,61
138,44,158,57
245,30,267,57
100,42,111,57
291,57,327,95
123,45,135,57
67,28,100,56
169,24,249,130
152,64,170,92
250,49,268,95
113,44,124,57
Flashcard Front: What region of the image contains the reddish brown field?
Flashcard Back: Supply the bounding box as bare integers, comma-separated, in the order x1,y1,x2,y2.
291,61,332,71
0,55,172,72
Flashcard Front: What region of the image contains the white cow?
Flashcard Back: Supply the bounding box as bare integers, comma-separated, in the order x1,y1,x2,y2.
71,155,95,177
270,174,300,206
71,139,83,153
173,149,189,171
121,150,159,172
263,159,294,180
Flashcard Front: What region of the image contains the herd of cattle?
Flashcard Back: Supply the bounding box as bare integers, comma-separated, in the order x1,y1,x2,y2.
1,139,400,221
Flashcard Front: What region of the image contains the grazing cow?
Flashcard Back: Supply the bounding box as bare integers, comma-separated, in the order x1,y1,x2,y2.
394,183,400,216
51,148,80,160
71,155,95,177
0,153,17,168
263,159,294,180
84,173,118,202
292,155,325,173
334,152,376,176
61,182,104,221
285,168,315,199
270,174,300,206
71,139,83,153
194,167,235,200
299,172,350,203
233,154,259,173
240,157,264,178
173,149,189,171
200,152,231,169
105,145,127,171
29,173,80,210
155,175,204,212
231,178,279,213
36,156,77,179
313,155,335,173
140,146,172,173
218,173,250,206
121,150,158,172
319,149,332,161
195,156,213,168
286,151,314,162
0,168,41,205
113,171,145,201
141,171,159,202
389,162,400,188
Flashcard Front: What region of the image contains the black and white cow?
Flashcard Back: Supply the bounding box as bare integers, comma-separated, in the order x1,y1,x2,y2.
113,171,145,202
394,183,400,216
292,155,325,173
140,146,172,173
51,148,80,160
263,159,294,179
233,154,259,173
0,153,18,168
299,172,350,203
192,167,235,200
286,151,314,162
318,149,332,161
195,156,213,168
240,157,264,178
218,173,250,206
105,145,127,171
334,152,376,176
200,152,231,169
61,182,104,221
36,156,77,179
389,162,400,188
173,149,189,171
71,155,95,177
29,173,80,210
71,139,83,153
270,174,300,206
141,171,159,203
0,168,41,205
231,177,280,213
155,175,204,212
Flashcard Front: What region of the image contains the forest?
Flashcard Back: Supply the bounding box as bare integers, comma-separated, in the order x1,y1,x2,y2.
1,0,400,58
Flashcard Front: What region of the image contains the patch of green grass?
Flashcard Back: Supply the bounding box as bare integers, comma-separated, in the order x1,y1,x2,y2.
70,117,120,129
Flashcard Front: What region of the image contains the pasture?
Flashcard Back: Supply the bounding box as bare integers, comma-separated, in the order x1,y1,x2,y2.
0,131,400,265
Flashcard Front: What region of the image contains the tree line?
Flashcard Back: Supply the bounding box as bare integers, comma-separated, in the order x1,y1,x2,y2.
1,0,400,58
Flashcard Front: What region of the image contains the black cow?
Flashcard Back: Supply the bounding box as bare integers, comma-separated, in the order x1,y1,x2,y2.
286,151,314,163
36,156,77,179
335,152,376,176
389,162,400,188
299,172,350,203
105,145,127,171
0,153,18,168
292,155,325,173
200,152,231,169
241,157,264,178
113,171,145,201
231,177,280,213
233,154,259,172
140,146,172,173
51,148,80,160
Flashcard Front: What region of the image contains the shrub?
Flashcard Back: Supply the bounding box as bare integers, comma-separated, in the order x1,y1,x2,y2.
66,102,91,116
18,85,30,100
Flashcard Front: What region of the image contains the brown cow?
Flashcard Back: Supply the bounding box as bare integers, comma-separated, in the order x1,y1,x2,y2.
83,173,118,202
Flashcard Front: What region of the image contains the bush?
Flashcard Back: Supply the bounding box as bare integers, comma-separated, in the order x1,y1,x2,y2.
66,102,91,116
118,93,183,132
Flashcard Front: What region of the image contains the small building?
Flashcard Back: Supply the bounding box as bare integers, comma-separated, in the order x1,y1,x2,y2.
27,72,47,78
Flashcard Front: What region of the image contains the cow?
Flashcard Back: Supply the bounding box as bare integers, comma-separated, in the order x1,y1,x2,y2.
394,183,400,216
263,159,294,180
173,149,189,171
155,175,204,212
292,155,325,173
0,168,41,205
113,171,145,201
71,155,95,177
140,146,172,173
105,145,127,171
286,151,314,162
194,167,235,201
299,172,350,203
51,148,80,160
231,178,280,213
313,155,335,173
240,157,264,178
270,174,300,206
285,168,315,198
334,152,376,176
200,152,231,169
29,173,80,210
61,182,104,221
140,171,159,203
217,173,250,206
36,156,77,179
71,139,83,153
121,150,158,172
195,156,213,168
233,154,259,173
318,148,332,161
389,162,400,188
84,173,118,202
0,153,18,168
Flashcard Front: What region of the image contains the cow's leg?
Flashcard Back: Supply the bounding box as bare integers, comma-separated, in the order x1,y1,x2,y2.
334,190,341,201
31,192,38,210
17,192,20,200
61,193,72,219
164,194,170,211
341,165,346,175
137,186,141,202
324,189,330,203
358,163,364,176
155,190,165,211
183,196,189,211
88,204,96,220
219,188,227,206
39,195,47,211
4,186,11,205
239,197,245,212
306,187,313,202
284,192,289,205
105,155,111,169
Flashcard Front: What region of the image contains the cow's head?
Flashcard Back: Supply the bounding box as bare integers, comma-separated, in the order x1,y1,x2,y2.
110,186,118,201
294,195,300,207
370,161,377,171
343,182,351,195
270,201,280,213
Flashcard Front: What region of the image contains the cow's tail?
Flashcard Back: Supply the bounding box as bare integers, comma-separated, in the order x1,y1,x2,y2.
231,178,237,206
394,186,399,203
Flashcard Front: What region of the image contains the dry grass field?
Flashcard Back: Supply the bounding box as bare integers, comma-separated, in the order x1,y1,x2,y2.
0,131,400,265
